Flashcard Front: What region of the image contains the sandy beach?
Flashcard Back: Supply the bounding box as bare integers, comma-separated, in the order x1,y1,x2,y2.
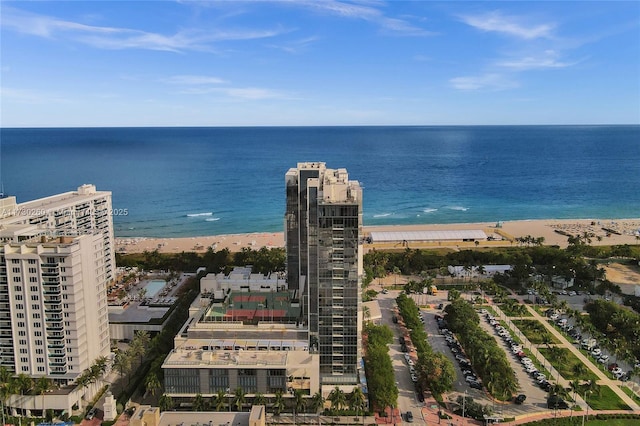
115,218,640,254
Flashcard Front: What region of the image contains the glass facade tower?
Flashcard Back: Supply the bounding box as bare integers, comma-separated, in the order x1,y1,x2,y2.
285,162,362,385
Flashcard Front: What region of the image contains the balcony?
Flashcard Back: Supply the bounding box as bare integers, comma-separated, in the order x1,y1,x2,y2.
44,287,61,295
45,306,62,314
46,323,63,332
47,341,65,349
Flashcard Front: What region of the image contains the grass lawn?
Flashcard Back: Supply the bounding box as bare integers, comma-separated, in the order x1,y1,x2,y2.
512,319,561,344
538,347,598,382
585,385,630,410
621,386,640,404
526,419,640,426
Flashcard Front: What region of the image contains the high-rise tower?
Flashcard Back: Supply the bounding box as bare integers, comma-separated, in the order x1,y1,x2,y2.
0,184,113,385
285,162,362,385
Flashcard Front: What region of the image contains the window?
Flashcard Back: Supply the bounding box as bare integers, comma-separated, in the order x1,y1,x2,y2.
31,295,39,301
28,267,37,274
33,313,40,319
16,313,24,319
35,331,42,337
28,259,36,265
19,339,26,345
35,340,42,345
18,331,26,337
12,259,19,264
36,349,43,354
34,322,41,328
14,294,22,301
20,357,28,363
21,366,28,372
36,357,44,363
29,277,37,283
14,285,22,292
165,369,200,394
30,286,38,292
37,367,45,372
31,304,40,310
13,277,21,282
12,267,20,273
19,348,27,354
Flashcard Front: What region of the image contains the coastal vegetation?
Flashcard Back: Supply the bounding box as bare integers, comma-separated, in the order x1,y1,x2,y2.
362,323,398,418
396,294,455,397
443,298,519,400
116,246,286,274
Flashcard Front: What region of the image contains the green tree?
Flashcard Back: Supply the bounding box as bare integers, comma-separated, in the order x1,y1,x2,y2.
158,394,173,412
310,391,324,414
349,387,366,418
192,393,205,411
328,387,346,412
233,387,246,411
272,390,286,415
145,373,161,399
254,392,266,406
214,389,226,411
35,377,53,416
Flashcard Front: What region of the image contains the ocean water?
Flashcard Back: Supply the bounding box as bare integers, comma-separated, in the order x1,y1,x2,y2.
1,126,639,237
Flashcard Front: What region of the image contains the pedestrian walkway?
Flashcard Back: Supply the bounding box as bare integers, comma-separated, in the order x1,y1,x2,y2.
524,304,640,411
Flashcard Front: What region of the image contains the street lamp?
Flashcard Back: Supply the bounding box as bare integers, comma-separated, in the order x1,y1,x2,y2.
462,390,467,421
227,388,231,412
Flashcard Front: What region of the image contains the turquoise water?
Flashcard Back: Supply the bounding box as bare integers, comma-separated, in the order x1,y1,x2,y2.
144,280,165,298
2,126,639,237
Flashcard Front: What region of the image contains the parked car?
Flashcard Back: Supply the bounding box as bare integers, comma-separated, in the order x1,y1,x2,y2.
86,408,97,420
547,396,569,409
405,411,414,422
514,394,527,404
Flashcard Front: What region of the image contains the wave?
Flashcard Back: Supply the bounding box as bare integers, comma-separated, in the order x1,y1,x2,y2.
186,212,213,217
447,206,468,211
373,213,392,218
423,208,438,213
205,217,221,222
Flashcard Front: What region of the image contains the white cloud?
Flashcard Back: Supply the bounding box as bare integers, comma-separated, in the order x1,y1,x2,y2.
0,87,71,104
459,11,554,39
268,36,321,54
289,0,432,36
162,75,228,85
449,73,518,91
0,6,287,52
497,50,577,70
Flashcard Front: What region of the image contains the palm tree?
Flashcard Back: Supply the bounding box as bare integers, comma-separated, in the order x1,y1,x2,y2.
569,380,580,416
35,377,53,416
0,367,15,425
310,391,324,414
113,351,131,379
192,393,205,411
349,387,366,419
254,392,266,406
572,363,588,380
272,389,285,415
145,373,161,400
158,394,173,412
214,389,226,411
294,389,305,413
233,387,246,411
16,374,33,415
328,386,346,412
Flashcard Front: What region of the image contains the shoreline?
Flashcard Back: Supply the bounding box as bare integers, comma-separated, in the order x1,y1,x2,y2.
115,218,640,254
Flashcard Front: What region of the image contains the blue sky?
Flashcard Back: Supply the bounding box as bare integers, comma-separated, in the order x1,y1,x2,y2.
1,1,639,127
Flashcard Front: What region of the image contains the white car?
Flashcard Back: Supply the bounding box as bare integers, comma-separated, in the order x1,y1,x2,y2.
591,348,602,357
411,374,418,382
611,367,623,376
404,353,411,362
407,359,415,367
598,355,609,364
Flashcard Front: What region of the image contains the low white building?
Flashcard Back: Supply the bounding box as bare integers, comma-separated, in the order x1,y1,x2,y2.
448,265,512,278
200,266,285,297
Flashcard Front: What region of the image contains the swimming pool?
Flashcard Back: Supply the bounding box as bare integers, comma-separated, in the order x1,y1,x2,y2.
144,280,166,299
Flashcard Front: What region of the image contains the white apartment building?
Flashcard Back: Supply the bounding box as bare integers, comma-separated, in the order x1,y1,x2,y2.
0,185,114,413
